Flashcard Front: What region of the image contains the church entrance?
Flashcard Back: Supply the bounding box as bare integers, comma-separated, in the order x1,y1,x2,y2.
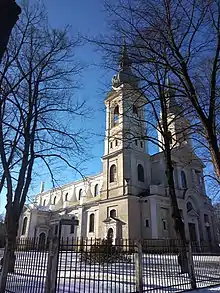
107,228,113,242
188,223,197,242
38,232,46,249
188,222,198,251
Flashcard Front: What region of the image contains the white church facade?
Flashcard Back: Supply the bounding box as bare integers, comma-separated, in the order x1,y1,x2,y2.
18,46,217,247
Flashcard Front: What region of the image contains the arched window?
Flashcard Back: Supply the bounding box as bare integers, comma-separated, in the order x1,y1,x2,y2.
65,193,68,201
43,199,46,206
110,209,116,218
113,105,119,124
21,217,28,235
79,189,82,200
133,105,138,115
94,184,99,197
181,171,187,188
137,164,145,182
53,196,56,205
70,217,75,234
187,202,193,212
110,164,117,183
89,213,95,233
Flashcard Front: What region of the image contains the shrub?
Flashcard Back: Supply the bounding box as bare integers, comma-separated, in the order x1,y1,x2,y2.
80,238,131,264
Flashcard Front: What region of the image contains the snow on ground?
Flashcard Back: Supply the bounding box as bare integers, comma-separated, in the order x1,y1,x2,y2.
189,285,220,293
1,250,220,293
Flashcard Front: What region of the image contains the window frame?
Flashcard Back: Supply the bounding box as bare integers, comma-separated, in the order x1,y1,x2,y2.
162,219,167,230
181,170,187,189
94,184,99,197
21,217,28,235
89,213,95,233
137,164,145,182
113,105,119,125
78,189,82,200
110,209,116,218
110,164,117,183
70,217,75,234
145,219,149,227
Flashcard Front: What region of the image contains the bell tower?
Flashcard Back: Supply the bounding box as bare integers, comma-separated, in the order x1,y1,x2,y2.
158,78,192,151
101,44,151,200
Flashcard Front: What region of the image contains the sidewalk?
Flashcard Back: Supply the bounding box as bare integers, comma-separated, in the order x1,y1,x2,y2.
190,286,220,293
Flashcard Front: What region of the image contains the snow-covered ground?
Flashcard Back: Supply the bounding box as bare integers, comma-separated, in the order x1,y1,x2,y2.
2,250,220,293
189,285,220,293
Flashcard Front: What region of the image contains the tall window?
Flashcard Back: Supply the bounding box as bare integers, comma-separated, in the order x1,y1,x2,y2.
65,193,68,201
53,196,56,205
21,217,28,235
55,224,58,235
133,105,138,115
162,219,167,230
110,209,116,218
70,217,75,234
195,170,202,185
79,189,82,200
204,214,209,224
181,171,187,188
137,164,145,182
110,164,117,183
94,184,99,197
89,213,95,233
43,199,46,206
113,105,119,124
187,202,193,212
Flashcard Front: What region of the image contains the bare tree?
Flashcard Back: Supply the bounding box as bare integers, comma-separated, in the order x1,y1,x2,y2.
0,214,6,249
102,0,220,182
92,39,193,271
0,2,87,290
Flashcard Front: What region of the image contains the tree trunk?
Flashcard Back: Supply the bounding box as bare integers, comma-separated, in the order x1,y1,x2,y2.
207,128,220,182
0,208,18,292
164,135,188,273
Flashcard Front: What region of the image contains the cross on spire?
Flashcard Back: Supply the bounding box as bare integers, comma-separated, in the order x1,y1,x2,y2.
118,40,132,70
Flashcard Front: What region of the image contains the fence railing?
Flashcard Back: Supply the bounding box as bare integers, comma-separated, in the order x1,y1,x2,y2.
0,237,220,293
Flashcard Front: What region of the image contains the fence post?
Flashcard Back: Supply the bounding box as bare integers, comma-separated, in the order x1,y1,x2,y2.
187,241,197,290
45,236,59,293
135,240,143,293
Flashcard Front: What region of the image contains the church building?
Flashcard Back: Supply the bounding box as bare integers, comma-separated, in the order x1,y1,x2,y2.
18,46,216,247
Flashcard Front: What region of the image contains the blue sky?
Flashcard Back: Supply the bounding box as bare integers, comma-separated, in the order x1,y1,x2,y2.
0,0,216,213
0,0,114,212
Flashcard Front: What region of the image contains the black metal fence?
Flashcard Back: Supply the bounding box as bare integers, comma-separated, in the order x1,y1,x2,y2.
3,238,48,293
57,238,136,293
0,238,220,293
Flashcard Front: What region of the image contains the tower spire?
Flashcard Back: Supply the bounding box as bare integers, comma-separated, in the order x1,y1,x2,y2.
118,40,132,70
112,40,138,88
